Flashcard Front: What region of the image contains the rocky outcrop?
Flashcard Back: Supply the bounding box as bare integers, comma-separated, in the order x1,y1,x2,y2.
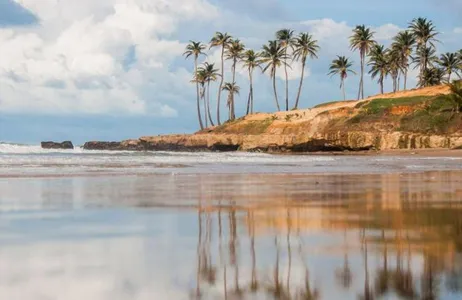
82,84,462,153
41,141,74,149
83,140,144,151
82,132,462,153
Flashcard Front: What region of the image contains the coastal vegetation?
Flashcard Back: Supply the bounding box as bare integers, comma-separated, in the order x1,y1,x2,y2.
185,18,462,129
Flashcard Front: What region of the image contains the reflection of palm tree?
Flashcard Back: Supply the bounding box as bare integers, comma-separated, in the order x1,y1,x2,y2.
374,230,390,297
298,270,320,300
421,253,440,300
247,210,259,293
358,238,375,300
336,230,353,289
199,212,217,285
286,208,292,293
266,235,290,299
195,208,203,298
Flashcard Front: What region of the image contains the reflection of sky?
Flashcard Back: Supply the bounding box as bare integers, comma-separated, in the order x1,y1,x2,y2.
1,174,462,299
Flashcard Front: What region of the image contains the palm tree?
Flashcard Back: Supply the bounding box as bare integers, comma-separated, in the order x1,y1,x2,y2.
222,82,240,120
202,62,220,126
210,32,232,125
368,44,389,94
412,45,438,76
408,18,439,78
418,67,444,87
225,39,245,82
293,32,320,109
458,50,462,75
438,52,461,82
261,40,288,111
276,29,295,111
192,69,208,127
224,39,245,119
328,56,356,101
449,80,462,112
183,41,207,130
388,48,402,92
350,25,376,99
392,31,416,90
242,50,261,115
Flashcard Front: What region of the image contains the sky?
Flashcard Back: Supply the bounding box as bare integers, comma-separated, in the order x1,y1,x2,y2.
0,0,461,144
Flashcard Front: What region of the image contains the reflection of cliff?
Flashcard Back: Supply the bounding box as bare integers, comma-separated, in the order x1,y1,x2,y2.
191,171,462,299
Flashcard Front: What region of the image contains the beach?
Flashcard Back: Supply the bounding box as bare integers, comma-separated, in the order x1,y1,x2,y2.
1,144,462,299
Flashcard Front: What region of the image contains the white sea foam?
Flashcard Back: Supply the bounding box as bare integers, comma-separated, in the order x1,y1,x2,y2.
1,143,462,177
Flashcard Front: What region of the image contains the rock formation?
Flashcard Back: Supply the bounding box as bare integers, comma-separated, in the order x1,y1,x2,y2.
41,141,74,150
83,84,462,153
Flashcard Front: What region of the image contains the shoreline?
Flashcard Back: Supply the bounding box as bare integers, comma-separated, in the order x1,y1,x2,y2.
284,148,462,157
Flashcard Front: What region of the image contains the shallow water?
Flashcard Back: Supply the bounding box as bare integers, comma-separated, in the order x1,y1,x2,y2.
1,145,462,299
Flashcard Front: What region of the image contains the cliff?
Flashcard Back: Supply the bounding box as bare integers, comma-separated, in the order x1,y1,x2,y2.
84,84,462,152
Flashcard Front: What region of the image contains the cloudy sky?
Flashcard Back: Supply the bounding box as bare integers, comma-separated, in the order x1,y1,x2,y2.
0,0,461,144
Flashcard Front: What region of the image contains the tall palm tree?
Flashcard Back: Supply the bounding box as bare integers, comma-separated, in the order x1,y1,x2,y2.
388,48,402,92
328,56,356,101
408,18,439,78
392,31,416,90
458,50,462,78
276,29,295,111
242,50,261,115
184,41,207,130
225,39,245,82
438,52,461,82
202,62,220,126
350,25,376,100
412,45,438,76
449,80,462,112
222,82,240,120
261,40,288,111
192,69,208,127
368,44,389,94
293,32,320,109
418,67,444,87
210,32,232,125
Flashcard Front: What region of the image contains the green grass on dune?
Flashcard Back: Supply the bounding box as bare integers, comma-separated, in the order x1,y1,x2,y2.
313,100,356,108
347,94,460,134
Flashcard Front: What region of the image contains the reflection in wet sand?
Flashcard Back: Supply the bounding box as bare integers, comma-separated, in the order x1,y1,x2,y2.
0,171,461,299
188,171,462,299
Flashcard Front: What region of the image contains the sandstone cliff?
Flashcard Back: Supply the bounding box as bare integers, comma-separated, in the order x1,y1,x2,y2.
83,84,462,152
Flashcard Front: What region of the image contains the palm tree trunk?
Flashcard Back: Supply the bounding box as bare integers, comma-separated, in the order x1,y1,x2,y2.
358,51,364,100
294,58,306,110
380,77,384,94
404,68,408,90
217,46,225,125
203,85,208,128
207,82,214,126
272,69,281,111
398,73,401,91
232,59,236,120
448,72,452,83
284,48,289,111
195,58,204,130
246,68,252,115
250,71,254,114
342,79,346,101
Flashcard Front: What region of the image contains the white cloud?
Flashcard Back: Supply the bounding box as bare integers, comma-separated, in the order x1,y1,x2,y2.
454,27,462,34
0,0,220,116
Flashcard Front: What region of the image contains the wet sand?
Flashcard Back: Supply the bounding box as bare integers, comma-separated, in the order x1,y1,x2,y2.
1,170,462,299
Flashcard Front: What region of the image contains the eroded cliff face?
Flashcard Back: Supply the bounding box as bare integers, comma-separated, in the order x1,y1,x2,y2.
83,85,462,152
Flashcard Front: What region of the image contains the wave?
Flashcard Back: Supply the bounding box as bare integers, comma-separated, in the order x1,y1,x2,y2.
0,142,82,154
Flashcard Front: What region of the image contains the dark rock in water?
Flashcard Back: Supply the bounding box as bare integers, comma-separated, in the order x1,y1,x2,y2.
83,140,145,151
41,141,74,149
83,141,122,150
